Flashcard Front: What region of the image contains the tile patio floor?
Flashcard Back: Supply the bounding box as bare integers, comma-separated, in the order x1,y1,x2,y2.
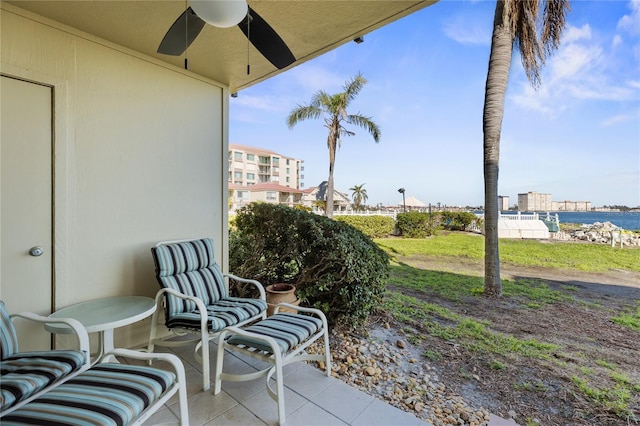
139,341,431,426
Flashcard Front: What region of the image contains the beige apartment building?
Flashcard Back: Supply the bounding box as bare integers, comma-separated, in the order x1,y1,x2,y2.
228,144,306,212
518,191,592,211
551,201,592,211
498,195,510,211
228,144,354,213
228,144,304,189
517,192,553,211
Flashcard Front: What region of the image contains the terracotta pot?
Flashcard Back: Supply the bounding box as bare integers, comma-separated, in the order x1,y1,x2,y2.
265,283,299,316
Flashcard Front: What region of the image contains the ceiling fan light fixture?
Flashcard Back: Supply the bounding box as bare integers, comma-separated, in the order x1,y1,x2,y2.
190,0,248,28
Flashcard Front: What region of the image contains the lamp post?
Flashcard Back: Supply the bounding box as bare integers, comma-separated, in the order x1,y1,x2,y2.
397,188,406,212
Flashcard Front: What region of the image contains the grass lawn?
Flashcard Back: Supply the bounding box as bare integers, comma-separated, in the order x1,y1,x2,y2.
371,233,640,425
376,233,640,272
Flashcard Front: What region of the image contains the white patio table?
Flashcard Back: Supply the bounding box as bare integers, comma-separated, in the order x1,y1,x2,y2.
46,296,156,363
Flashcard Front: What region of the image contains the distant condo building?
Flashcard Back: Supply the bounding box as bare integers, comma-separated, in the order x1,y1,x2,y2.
227,144,353,213
498,195,509,211
517,191,591,211
518,192,552,212
551,200,592,211
229,144,312,212
229,144,304,188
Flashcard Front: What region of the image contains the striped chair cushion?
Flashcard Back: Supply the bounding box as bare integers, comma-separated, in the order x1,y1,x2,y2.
1,363,175,426
167,297,267,333
0,350,87,412
227,313,323,355
0,301,18,360
152,239,228,316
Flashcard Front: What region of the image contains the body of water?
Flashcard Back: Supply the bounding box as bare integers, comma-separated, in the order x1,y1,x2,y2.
553,211,640,230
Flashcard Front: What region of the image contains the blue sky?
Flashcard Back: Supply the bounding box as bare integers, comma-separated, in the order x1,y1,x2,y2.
230,0,640,209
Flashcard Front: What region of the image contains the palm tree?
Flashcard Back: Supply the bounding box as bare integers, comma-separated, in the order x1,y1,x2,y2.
313,199,327,213
483,0,569,296
287,73,381,218
349,183,368,211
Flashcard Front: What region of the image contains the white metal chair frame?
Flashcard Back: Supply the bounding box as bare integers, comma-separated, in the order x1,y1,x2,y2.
103,348,189,426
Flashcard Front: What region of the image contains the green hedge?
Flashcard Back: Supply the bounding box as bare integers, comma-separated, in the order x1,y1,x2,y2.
395,211,481,237
334,215,395,238
396,211,437,238
440,211,479,231
229,203,390,326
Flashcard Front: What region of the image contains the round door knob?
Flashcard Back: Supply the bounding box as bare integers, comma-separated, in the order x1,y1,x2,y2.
29,246,44,257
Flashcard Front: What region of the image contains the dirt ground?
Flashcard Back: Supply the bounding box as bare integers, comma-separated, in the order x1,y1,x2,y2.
383,256,640,426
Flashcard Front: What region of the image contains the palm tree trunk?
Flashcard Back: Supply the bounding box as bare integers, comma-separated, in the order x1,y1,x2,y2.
483,0,513,297
326,138,336,218
327,163,335,218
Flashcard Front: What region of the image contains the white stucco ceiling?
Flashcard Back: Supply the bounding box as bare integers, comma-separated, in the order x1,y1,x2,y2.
6,0,438,92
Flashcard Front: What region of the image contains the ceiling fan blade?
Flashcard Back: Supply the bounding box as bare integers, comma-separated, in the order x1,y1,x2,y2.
237,6,295,69
158,7,206,56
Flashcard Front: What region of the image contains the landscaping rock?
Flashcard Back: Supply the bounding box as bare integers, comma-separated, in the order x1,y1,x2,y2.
308,328,491,426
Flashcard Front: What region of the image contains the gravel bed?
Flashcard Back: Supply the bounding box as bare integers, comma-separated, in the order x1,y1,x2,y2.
309,323,492,426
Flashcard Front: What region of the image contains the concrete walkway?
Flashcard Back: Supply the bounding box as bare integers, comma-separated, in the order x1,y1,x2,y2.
139,343,517,425
142,344,429,425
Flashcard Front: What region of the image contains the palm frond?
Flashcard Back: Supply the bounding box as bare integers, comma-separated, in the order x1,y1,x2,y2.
287,105,322,128
343,72,367,105
348,114,381,142
311,91,332,109
510,0,544,87
507,0,568,88
542,0,570,54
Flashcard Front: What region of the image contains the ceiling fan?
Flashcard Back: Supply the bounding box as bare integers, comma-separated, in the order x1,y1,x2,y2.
158,0,296,70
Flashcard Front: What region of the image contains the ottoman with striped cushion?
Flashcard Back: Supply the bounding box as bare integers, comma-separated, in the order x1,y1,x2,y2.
1,349,189,426
214,304,331,425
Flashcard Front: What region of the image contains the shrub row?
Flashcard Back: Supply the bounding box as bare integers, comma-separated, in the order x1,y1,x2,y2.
333,215,395,238
395,211,480,237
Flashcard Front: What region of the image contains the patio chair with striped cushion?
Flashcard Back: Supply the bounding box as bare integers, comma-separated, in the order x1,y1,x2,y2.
147,238,267,391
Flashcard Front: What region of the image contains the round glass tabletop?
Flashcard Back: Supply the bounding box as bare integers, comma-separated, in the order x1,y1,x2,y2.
48,296,156,333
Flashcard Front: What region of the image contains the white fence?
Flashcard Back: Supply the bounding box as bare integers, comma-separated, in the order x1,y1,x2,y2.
331,210,399,219
474,212,559,224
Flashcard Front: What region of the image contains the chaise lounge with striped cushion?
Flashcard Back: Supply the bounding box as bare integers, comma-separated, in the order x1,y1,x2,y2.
0,300,91,417
147,238,268,391
1,301,189,425
1,348,189,426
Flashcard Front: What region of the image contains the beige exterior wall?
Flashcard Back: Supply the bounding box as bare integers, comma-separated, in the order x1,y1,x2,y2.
1,5,229,348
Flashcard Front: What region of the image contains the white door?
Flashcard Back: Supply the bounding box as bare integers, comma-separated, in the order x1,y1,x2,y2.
0,75,53,350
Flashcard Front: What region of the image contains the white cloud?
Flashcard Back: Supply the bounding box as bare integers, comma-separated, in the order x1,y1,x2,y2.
511,20,638,114
288,65,345,95
548,42,602,82
232,62,354,123
443,19,490,45
511,84,554,114
600,111,639,127
234,94,282,111
563,24,591,44
612,34,623,48
617,0,640,35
